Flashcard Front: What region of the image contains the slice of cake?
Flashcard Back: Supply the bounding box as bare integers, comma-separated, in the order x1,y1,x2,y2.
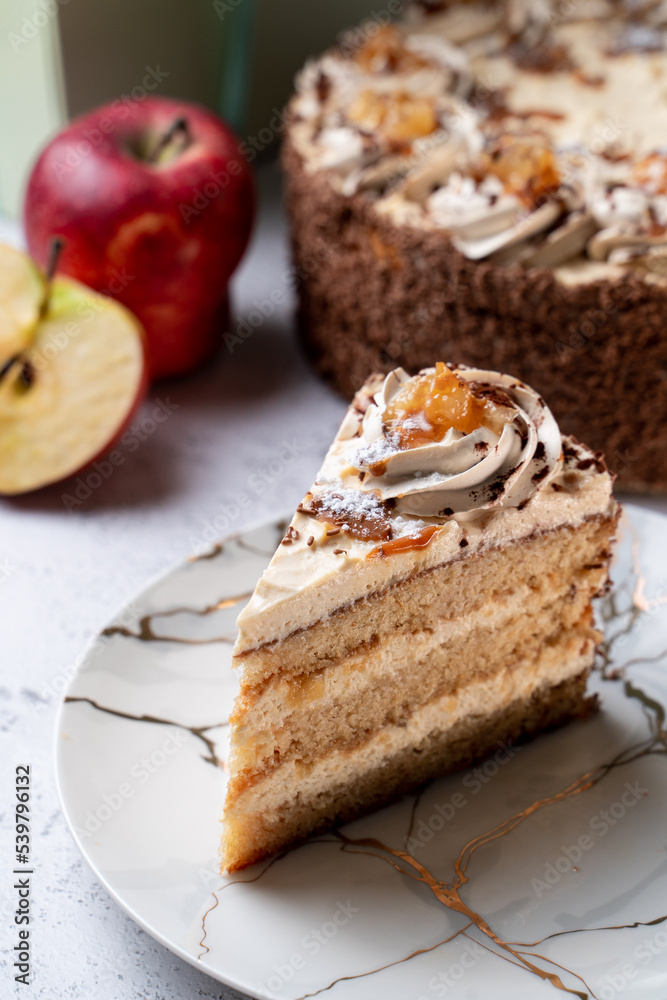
283,1,667,491
222,363,618,872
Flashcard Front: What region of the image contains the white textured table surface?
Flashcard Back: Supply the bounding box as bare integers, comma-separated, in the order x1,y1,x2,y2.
1,162,345,1000
2,161,666,1000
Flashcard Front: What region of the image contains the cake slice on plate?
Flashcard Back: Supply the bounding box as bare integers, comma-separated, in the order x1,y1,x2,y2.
221,363,619,872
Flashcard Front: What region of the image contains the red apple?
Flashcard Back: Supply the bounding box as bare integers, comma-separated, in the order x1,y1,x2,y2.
23,96,254,380
0,243,148,494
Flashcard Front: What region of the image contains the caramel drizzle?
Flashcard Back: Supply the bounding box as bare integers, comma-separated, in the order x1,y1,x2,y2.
102,595,250,645
64,695,229,769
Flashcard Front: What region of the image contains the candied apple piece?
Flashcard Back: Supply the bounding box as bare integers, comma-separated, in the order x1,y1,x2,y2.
384,362,511,447
480,136,560,207
347,90,438,144
354,24,428,74
632,152,667,195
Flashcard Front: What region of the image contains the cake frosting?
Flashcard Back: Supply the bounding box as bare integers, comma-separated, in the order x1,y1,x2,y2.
224,358,619,873
288,0,667,282
235,364,615,650
348,364,562,515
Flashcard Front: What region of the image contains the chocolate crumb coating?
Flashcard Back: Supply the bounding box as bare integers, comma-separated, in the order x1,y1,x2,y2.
283,137,667,492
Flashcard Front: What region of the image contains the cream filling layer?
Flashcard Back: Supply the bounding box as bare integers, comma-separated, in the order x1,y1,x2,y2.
234,446,614,654
225,638,593,824
240,556,594,694
233,589,596,779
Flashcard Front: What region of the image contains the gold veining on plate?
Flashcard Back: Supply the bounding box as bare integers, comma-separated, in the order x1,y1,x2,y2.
507,912,667,950
101,596,249,645
293,927,476,1000
63,695,229,769
188,542,224,563
198,850,294,958
201,516,666,998
66,512,667,998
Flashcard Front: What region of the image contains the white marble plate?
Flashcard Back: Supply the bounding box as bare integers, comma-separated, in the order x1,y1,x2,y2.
55,504,667,1000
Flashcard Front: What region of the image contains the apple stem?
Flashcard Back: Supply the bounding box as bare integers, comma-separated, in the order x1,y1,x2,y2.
0,356,35,392
0,239,63,391
148,117,190,164
0,356,18,382
39,236,65,319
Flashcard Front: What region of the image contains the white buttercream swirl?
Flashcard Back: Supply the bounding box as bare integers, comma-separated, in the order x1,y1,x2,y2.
349,366,562,516
291,5,667,275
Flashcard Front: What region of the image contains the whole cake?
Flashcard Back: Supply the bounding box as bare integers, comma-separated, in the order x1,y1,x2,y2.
221,363,619,872
283,0,667,492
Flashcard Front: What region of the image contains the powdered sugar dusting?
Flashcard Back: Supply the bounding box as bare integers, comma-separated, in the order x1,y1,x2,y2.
352,431,400,468
318,487,385,518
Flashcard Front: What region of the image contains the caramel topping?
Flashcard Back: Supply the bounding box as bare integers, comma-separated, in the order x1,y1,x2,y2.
302,492,393,542
354,25,430,75
370,524,439,558
347,90,438,144
479,136,560,208
631,153,667,195
383,363,510,448
509,40,574,74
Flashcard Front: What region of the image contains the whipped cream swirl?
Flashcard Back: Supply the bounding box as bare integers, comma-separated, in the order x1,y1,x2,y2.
349,367,562,516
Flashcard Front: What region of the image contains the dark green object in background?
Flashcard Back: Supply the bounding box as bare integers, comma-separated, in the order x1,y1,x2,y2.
56,0,389,139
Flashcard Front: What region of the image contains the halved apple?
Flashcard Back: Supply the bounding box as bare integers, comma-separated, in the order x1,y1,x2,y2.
0,243,43,360
0,245,148,495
